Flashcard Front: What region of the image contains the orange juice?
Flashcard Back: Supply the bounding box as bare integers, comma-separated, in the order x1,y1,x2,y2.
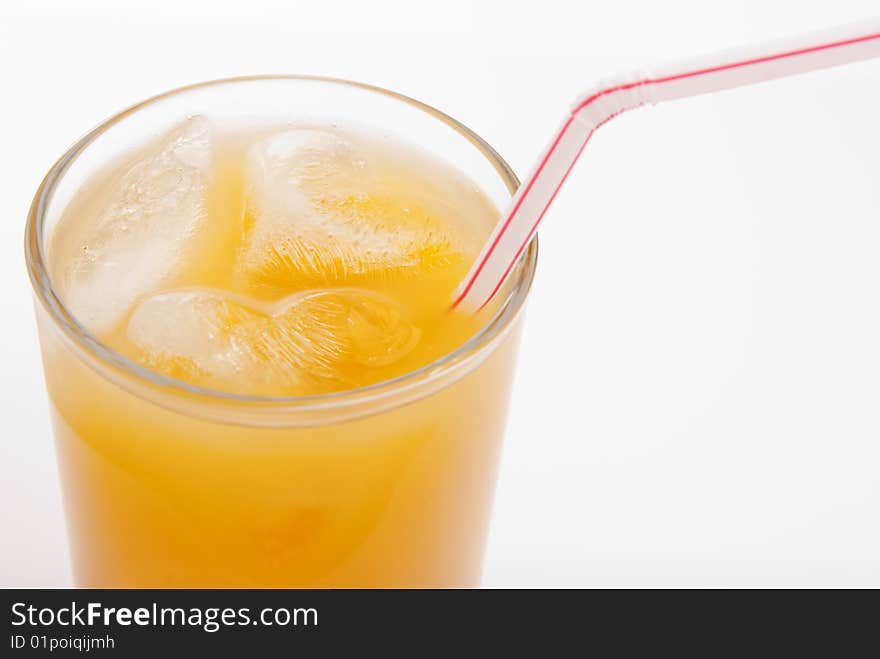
28,78,535,587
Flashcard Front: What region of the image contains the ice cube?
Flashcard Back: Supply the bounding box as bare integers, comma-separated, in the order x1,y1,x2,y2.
61,117,212,332
237,128,462,290
126,288,420,394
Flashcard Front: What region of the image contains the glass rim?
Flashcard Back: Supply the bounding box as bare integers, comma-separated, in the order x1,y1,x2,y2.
25,74,538,416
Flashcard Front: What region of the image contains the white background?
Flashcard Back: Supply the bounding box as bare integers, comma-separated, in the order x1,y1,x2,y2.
2,0,879,587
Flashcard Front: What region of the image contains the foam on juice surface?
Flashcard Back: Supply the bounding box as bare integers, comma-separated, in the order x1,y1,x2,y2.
50,119,499,395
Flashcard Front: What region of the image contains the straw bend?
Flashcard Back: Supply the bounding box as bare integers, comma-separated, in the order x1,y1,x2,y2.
452,19,880,312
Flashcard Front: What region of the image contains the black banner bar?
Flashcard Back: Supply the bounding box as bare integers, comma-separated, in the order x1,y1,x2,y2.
2,589,874,655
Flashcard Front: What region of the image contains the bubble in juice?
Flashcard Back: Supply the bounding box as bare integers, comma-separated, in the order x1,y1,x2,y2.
49,119,499,395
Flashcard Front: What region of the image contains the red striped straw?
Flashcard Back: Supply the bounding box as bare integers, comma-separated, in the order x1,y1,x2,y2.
452,19,880,311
